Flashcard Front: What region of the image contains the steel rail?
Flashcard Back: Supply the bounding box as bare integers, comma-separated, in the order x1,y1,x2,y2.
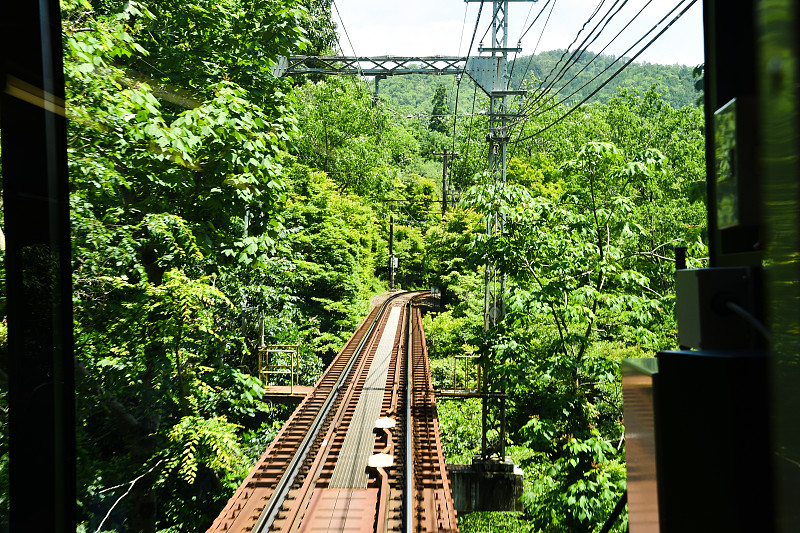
252,292,406,533
405,295,415,533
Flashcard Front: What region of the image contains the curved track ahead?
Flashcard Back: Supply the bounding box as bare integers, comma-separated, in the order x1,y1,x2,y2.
207,292,458,533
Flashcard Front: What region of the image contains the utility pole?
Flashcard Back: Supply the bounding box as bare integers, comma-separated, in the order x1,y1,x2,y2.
432,149,459,217
466,0,533,461
389,216,395,290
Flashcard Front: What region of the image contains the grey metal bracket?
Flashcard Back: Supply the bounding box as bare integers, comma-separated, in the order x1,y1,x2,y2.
478,46,523,53
465,56,509,96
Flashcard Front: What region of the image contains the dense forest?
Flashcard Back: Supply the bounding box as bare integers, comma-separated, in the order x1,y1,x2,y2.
0,1,706,532
378,50,700,116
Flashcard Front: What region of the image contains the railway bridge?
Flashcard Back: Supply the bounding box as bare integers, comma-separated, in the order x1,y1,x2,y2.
207,292,458,533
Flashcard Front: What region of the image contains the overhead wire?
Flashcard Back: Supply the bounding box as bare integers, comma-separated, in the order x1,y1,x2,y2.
450,0,472,155
520,0,691,123
331,0,379,137
331,0,362,78
505,0,539,91
509,0,558,158
528,0,606,103
514,0,558,93
521,0,625,114
507,0,556,91
459,83,481,182
512,0,699,144
523,0,655,118
452,1,486,180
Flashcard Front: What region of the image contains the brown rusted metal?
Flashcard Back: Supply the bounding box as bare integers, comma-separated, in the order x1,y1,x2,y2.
408,296,459,533
207,292,458,533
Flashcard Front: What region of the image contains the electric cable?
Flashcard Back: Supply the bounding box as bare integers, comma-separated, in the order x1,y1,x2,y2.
518,1,538,43
518,0,552,43
509,0,558,158
332,0,362,78
529,0,605,104
726,301,774,345
452,1,485,163
332,1,381,137
512,0,698,143
523,0,655,118
507,0,555,90
459,83,481,184
506,1,540,92
450,0,471,149
522,0,626,115
520,0,689,122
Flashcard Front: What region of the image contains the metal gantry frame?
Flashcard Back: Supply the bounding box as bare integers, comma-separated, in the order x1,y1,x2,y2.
273,55,467,77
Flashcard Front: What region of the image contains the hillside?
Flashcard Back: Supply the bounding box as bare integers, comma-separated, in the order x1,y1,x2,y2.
377,50,700,115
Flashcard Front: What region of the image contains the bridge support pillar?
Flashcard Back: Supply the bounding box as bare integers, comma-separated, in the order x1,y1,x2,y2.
446,458,523,515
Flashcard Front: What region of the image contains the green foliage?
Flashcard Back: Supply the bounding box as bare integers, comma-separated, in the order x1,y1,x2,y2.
442,84,706,529
437,398,483,464
291,76,419,196
163,416,247,486
52,2,708,530
62,2,372,532
458,512,537,533
429,83,451,135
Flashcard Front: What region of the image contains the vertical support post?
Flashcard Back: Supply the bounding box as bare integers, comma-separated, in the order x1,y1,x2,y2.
432,150,459,217
442,148,449,217
389,216,395,290
1,2,75,531
481,0,512,461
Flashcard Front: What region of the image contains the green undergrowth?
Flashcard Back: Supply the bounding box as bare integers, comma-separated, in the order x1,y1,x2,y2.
458,512,537,533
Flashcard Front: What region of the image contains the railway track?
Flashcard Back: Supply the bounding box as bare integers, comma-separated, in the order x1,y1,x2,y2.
207,291,457,533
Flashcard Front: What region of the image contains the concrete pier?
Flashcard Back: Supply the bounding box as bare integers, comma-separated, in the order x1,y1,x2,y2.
446,458,524,515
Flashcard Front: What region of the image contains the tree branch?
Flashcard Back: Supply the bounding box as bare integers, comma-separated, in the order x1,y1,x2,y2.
95,459,164,533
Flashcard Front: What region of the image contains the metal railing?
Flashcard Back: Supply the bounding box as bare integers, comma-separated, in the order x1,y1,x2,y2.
259,344,300,394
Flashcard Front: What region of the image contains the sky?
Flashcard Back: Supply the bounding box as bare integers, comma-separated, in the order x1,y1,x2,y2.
331,0,704,67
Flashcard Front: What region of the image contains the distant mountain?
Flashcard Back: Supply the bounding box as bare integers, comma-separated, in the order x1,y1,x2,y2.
376,50,701,116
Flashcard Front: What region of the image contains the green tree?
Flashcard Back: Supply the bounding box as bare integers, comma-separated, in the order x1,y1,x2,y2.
429,83,451,135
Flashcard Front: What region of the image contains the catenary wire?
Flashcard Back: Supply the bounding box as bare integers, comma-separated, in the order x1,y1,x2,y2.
522,0,626,114
506,1,540,91
523,0,655,118
452,1,485,162
331,1,381,136
520,0,691,122
508,0,555,90
509,0,558,158
450,1,472,154
512,0,698,143
514,0,558,93
530,0,606,102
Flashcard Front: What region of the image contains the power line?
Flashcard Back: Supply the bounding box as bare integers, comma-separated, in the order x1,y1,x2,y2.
459,83,481,181
522,0,626,115
331,0,362,78
529,0,606,102
451,2,472,155
523,0,655,118
512,0,698,144
509,0,559,159
508,0,556,90
453,1,485,158
514,0,558,94
520,0,691,122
